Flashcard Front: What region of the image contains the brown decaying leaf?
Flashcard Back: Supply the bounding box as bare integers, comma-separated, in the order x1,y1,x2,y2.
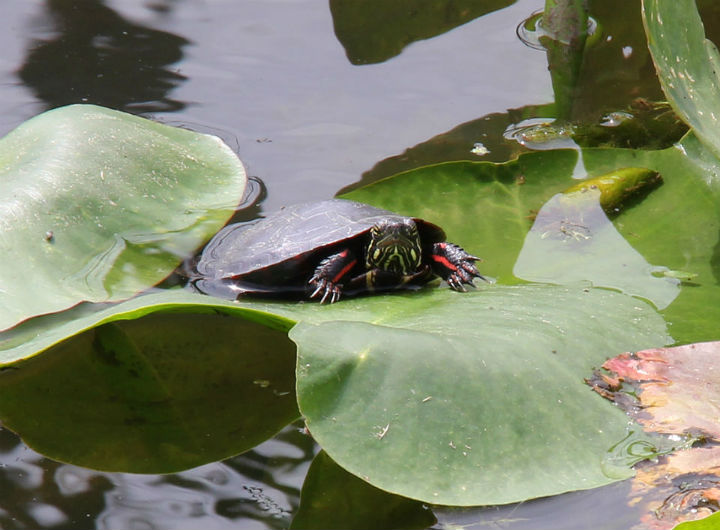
588,341,720,529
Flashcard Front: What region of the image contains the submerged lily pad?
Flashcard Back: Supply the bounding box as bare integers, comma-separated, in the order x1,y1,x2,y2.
0,104,246,331
0,310,298,473
291,451,435,530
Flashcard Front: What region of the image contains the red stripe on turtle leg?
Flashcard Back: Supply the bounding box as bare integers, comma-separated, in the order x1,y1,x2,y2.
333,259,357,283
431,254,457,271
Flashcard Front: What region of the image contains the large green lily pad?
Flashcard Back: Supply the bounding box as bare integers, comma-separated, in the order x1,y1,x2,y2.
344,150,579,283
291,284,669,506
0,285,668,503
0,104,246,331
0,309,298,473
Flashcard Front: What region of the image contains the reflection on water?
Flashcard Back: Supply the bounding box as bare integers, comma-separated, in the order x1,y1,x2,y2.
513,188,680,310
18,0,188,113
0,423,315,529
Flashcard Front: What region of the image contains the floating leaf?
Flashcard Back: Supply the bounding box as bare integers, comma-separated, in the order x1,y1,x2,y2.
591,342,720,440
0,104,246,331
574,142,720,344
675,512,720,530
0,310,298,473
513,185,680,309
0,284,668,503
588,341,720,529
291,284,669,505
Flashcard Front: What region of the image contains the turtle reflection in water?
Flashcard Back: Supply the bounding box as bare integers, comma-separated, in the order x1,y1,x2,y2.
193,199,486,303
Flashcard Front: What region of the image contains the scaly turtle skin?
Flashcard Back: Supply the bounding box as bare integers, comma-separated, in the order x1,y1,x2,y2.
193,199,486,303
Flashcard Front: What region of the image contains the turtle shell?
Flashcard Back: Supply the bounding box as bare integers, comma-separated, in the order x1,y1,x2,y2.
194,199,445,298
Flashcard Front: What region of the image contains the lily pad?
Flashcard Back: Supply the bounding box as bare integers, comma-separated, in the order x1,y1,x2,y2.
675,512,720,530
0,104,246,331
580,144,720,344
592,342,720,438
0,309,298,473
292,284,669,506
0,284,668,501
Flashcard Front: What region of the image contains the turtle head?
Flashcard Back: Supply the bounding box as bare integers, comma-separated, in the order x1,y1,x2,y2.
366,218,422,274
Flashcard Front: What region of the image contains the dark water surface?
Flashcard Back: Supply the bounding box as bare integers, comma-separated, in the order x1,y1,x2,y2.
0,0,674,528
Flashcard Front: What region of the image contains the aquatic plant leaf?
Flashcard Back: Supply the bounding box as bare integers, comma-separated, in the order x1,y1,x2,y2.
643,0,720,162
0,310,298,473
580,143,720,344
344,151,685,312
594,342,720,438
513,187,679,310
675,512,720,530
0,104,246,331
0,290,294,366
291,285,669,506
343,150,580,284
291,451,435,530
588,342,720,529
0,285,668,500
372,139,719,345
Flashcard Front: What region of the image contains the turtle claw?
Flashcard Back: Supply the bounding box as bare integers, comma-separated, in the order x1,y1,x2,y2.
431,242,488,292
309,276,342,304
308,249,356,303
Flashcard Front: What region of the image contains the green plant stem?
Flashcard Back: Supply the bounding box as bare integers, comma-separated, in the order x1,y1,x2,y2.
541,0,589,121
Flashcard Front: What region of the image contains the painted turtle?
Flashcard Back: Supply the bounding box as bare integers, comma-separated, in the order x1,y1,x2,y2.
193,199,486,303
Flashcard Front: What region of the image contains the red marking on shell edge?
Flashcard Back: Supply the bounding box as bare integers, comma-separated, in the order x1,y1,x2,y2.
333,259,357,283
432,254,457,271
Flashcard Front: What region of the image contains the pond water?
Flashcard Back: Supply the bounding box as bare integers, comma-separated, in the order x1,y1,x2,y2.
0,0,710,528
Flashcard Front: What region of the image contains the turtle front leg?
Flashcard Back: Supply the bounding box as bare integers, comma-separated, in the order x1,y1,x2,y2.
430,242,487,292
308,249,358,303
